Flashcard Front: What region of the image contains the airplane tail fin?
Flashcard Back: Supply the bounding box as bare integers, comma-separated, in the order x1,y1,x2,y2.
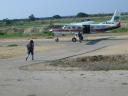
110,10,120,22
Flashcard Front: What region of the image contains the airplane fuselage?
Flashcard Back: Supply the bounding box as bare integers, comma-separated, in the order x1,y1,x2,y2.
89,22,120,32
51,22,120,35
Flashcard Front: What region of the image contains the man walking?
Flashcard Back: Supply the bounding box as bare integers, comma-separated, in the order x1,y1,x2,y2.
26,40,34,61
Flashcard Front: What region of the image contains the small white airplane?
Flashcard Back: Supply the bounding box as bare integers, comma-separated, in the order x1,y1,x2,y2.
50,10,121,42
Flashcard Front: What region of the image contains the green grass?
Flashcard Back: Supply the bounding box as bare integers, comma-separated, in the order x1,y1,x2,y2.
0,32,25,38
7,44,18,47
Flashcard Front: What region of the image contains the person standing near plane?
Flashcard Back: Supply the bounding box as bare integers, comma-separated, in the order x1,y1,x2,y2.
26,40,34,61
78,32,83,42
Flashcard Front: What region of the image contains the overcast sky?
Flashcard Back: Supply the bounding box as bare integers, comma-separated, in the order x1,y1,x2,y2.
0,0,127,19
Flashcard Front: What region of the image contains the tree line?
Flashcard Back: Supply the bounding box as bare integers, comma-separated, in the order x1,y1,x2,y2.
1,12,128,25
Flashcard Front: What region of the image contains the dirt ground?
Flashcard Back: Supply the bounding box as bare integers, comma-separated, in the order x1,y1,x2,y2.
1,35,128,96
17,35,128,71
0,44,64,59
1,35,128,71
84,42,128,56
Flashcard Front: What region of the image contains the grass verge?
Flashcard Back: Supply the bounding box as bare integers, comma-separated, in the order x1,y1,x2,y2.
51,55,128,71
20,54,128,71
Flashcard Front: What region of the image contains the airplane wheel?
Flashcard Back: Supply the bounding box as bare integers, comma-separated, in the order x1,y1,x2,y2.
72,37,77,42
55,38,59,42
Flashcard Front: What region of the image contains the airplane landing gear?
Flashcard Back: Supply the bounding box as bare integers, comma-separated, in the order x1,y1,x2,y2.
55,37,59,42
72,37,77,42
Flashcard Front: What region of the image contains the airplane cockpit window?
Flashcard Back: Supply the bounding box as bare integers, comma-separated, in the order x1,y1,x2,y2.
67,26,71,29
72,26,76,29
78,27,82,29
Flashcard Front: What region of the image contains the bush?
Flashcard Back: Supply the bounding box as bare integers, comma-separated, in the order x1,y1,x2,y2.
53,15,62,19
29,14,36,21
76,12,89,17
0,32,6,35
